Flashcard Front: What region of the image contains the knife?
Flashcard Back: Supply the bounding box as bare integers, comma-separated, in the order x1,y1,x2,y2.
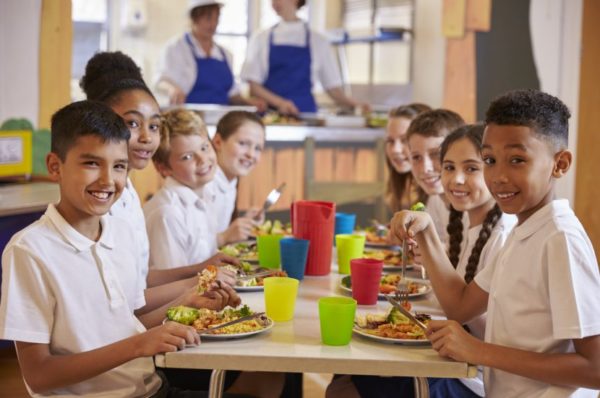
384,295,428,332
197,312,266,335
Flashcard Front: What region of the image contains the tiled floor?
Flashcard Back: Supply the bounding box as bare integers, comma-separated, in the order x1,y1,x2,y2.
0,347,330,397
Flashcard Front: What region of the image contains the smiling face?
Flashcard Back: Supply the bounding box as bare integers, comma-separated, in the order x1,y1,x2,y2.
442,137,494,226
110,89,161,171
48,135,129,226
408,134,445,195
482,124,566,224
160,133,217,189
385,117,412,174
213,120,265,180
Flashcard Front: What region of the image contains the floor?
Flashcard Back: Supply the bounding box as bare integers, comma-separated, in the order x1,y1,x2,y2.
0,346,331,397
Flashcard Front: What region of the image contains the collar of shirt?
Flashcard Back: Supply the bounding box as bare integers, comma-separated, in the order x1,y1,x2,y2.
45,204,114,252
164,176,205,210
511,199,571,241
214,166,237,194
109,177,135,214
187,33,225,60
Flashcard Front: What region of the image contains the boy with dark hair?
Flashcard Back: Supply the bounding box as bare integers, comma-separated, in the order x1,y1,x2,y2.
392,89,600,397
0,101,206,396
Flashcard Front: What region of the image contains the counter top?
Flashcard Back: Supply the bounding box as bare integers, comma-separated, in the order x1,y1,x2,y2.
207,125,385,143
0,182,59,217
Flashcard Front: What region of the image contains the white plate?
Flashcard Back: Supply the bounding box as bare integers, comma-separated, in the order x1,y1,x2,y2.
234,284,264,292
339,275,432,299
364,242,401,250
352,326,430,345
200,318,274,340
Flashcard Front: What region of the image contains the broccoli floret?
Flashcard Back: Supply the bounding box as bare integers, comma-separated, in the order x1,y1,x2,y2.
236,304,252,317
220,245,239,257
240,261,253,272
410,202,426,212
271,220,284,235
386,307,409,325
166,305,200,325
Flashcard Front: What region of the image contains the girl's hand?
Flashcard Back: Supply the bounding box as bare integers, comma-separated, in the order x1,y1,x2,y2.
136,322,199,356
182,283,241,311
222,217,259,244
390,210,433,243
244,208,265,224
426,320,485,364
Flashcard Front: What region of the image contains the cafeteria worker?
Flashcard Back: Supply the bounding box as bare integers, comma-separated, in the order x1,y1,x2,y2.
241,0,367,115
156,0,266,109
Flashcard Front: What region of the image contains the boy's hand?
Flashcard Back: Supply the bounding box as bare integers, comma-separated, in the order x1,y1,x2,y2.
183,283,241,311
426,320,484,364
201,253,240,268
137,322,199,356
216,267,236,287
245,207,265,224
391,210,433,243
221,217,259,245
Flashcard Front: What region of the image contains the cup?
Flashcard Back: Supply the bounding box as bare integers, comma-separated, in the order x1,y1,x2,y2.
280,238,310,280
257,234,284,269
334,213,357,236
318,296,357,346
336,234,366,274
264,277,299,322
350,258,383,305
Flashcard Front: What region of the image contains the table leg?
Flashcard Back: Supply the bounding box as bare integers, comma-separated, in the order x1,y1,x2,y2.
414,377,430,398
208,369,226,398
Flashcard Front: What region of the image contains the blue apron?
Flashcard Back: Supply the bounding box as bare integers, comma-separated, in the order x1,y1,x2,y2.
263,24,317,113
184,33,233,105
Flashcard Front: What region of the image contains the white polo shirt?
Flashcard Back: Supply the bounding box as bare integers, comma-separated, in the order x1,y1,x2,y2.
155,33,241,98
144,177,218,269
455,213,516,397
109,178,149,287
0,204,161,397
203,166,237,234
474,200,600,398
426,195,450,245
241,20,343,90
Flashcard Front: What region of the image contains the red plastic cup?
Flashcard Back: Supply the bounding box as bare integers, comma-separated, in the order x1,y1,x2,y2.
350,258,383,305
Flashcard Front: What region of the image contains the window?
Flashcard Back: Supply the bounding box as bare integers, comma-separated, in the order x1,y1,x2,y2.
215,0,250,74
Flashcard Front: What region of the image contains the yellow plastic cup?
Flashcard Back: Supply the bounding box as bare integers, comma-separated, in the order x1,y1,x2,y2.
336,234,366,274
264,277,299,322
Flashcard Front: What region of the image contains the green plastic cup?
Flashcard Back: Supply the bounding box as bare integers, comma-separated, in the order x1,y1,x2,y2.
318,296,357,345
264,277,299,322
336,234,366,274
258,234,284,269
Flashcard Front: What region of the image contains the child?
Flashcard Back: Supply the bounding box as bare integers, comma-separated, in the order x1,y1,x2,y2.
144,108,218,269
80,51,237,288
0,101,204,396
392,89,600,397
208,110,266,246
329,125,515,398
406,109,465,244
385,103,432,213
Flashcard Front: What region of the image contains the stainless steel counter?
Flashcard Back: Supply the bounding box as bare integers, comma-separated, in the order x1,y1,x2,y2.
0,182,59,217
207,125,385,143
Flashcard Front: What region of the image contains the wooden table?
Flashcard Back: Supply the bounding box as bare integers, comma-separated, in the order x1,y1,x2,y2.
154,267,477,398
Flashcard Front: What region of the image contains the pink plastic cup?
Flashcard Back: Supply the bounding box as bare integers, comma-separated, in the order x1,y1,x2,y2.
350,258,383,305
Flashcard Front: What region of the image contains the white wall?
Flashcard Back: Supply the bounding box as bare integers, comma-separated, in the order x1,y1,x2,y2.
0,0,41,125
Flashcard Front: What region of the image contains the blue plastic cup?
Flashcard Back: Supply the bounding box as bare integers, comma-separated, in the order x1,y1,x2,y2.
335,213,357,237
279,238,310,280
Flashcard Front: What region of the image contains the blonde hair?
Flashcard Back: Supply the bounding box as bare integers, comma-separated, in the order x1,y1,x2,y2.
153,109,208,166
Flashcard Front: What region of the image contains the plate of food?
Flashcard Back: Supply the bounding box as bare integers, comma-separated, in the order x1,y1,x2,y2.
363,249,414,271
353,307,432,345
340,274,431,299
220,241,258,263
355,227,400,249
165,305,274,339
234,269,288,292
252,219,292,238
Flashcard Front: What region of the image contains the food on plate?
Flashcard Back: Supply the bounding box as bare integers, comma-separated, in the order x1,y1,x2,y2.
237,270,288,287
355,307,431,340
166,305,200,325
410,201,426,212
379,274,426,295
363,249,401,265
166,305,270,335
253,219,292,237
220,242,258,262
261,112,303,126
197,265,218,294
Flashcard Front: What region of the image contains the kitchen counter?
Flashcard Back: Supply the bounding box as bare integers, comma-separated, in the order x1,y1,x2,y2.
0,182,59,217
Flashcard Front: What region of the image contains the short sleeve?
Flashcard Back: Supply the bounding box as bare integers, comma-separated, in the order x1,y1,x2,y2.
240,31,269,84
0,244,54,343
474,250,499,294
546,231,600,339
155,36,197,94
146,208,189,270
312,32,342,90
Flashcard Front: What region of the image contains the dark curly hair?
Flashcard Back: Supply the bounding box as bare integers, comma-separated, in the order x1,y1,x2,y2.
80,51,155,106
485,89,570,150
442,124,501,282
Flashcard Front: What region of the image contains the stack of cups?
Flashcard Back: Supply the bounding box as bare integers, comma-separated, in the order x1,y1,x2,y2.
350,258,383,305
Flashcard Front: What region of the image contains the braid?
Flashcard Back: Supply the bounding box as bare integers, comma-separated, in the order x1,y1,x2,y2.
463,204,502,283
446,206,464,268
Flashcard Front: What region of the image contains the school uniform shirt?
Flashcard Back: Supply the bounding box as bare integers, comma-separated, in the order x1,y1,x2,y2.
426,195,451,245
241,20,343,93
143,177,218,269
155,33,240,100
0,204,160,397
109,178,149,287
454,213,517,397
203,165,237,234
474,200,600,398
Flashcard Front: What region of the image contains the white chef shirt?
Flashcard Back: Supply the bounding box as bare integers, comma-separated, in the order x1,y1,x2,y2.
0,204,160,397
143,177,218,269
455,213,517,397
203,165,237,234
109,178,149,287
474,200,600,398
155,33,240,98
241,20,343,91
